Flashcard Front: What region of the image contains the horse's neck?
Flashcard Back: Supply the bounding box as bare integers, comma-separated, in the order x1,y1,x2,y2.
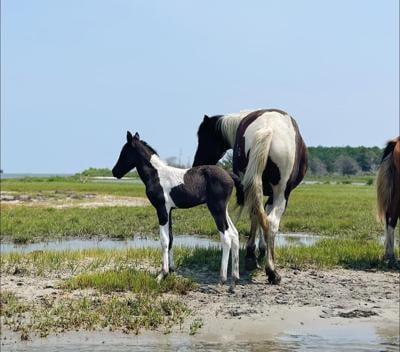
219,112,249,147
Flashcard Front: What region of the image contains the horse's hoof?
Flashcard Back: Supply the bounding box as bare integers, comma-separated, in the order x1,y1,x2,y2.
245,256,258,271
228,285,236,294
169,267,175,273
266,269,281,285
386,257,399,269
219,277,227,286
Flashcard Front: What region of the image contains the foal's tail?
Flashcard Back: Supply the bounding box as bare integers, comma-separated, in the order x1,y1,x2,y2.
241,128,273,217
376,138,399,222
228,171,244,206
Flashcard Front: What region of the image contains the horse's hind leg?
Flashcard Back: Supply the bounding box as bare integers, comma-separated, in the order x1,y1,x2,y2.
258,197,274,263
262,193,286,285
245,217,258,270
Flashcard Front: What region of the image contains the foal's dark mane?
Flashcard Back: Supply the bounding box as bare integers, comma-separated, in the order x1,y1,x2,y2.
136,139,159,156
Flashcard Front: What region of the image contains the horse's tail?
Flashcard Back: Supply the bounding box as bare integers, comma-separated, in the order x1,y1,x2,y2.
241,128,273,217
228,171,244,206
376,139,397,222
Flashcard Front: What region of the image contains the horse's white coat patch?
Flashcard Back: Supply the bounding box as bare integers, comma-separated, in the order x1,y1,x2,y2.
149,155,187,209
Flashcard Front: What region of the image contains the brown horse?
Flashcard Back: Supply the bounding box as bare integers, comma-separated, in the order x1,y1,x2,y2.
376,136,400,267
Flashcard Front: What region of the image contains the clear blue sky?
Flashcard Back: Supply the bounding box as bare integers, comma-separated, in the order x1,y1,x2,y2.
1,0,399,173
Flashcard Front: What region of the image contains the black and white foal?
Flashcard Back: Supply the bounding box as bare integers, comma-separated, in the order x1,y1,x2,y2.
112,132,242,290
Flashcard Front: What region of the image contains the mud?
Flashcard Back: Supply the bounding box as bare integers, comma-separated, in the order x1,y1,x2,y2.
1,266,399,351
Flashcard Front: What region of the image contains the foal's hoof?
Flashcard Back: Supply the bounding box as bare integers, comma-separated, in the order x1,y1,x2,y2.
156,271,168,283
245,256,258,271
266,268,281,285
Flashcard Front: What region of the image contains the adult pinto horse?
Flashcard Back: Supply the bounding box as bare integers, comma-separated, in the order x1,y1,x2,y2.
193,109,307,284
376,136,400,267
112,131,243,291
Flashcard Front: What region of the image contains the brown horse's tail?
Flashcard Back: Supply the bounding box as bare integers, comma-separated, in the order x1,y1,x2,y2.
376,137,400,222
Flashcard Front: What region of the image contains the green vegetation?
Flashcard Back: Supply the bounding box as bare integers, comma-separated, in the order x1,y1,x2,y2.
1,291,188,338
63,269,196,294
1,182,383,243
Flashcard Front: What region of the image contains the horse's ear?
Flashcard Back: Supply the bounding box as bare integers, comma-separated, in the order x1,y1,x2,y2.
134,132,140,140
127,131,133,142
203,114,210,122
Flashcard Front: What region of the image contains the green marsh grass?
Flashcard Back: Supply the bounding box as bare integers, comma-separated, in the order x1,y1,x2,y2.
63,269,196,294
1,183,385,243
1,293,188,338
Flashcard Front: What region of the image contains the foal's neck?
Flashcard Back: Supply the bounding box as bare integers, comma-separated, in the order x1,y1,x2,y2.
134,149,166,187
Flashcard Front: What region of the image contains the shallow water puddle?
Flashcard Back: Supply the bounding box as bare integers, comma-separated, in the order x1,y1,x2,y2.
2,319,398,352
0,233,319,254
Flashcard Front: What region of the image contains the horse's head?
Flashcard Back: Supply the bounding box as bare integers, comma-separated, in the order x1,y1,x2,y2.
193,115,230,166
112,131,140,179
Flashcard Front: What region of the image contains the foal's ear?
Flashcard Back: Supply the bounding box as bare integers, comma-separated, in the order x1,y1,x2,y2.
127,131,133,142
203,114,210,122
133,132,140,140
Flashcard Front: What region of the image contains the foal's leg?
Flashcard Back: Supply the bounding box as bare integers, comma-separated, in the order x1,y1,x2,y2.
168,211,175,272
226,211,240,291
208,204,231,284
156,206,170,282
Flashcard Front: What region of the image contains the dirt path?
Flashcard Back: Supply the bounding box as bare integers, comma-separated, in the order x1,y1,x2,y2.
0,191,149,208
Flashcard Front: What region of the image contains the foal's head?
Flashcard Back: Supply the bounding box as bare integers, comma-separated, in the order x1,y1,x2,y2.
193,115,230,166
112,131,159,179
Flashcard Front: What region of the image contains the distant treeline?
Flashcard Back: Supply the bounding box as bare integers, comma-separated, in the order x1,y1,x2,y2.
80,146,384,178
308,146,383,175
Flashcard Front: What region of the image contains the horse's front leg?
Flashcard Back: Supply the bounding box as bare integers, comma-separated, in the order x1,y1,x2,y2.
156,206,170,282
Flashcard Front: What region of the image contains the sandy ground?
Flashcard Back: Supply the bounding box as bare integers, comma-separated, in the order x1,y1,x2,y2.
1,267,399,351
0,192,149,208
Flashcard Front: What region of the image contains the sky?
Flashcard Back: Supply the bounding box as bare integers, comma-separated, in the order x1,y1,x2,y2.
1,0,399,173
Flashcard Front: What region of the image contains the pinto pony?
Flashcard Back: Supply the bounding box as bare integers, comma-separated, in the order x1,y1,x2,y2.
376,136,400,267
193,109,308,284
112,131,243,291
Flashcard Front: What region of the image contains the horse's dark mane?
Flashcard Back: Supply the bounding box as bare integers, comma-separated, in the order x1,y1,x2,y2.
381,139,397,162
138,139,159,156
197,115,223,136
